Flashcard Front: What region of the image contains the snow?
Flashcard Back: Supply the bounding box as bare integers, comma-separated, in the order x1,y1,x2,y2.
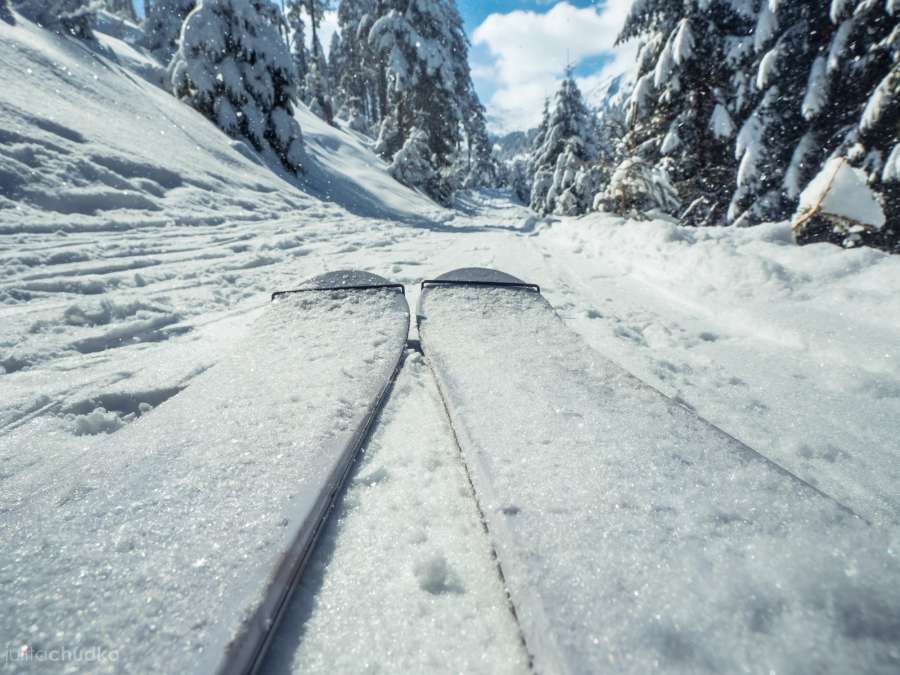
540,215,900,529
418,282,900,674
883,143,900,182
801,55,828,120
753,1,778,51
709,103,735,139
798,158,886,228
756,47,779,89
671,18,694,65
71,405,125,435
660,125,680,154
3,9,900,675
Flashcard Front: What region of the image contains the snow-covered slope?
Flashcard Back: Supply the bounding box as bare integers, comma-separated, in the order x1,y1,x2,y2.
0,11,444,431
0,14,441,236
538,215,900,528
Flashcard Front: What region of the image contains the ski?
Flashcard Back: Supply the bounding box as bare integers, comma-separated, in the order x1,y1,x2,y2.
1,271,409,675
417,267,900,675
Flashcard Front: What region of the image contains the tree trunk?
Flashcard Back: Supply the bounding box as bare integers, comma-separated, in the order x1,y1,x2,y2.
308,0,317,64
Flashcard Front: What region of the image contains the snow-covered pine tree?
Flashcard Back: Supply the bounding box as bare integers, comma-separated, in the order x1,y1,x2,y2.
305,34,335,123
15,0,96,38
507,156,531,204
526,97,550,187
729,1,833,226
462,98,500,189
327,31,344,110
334,0,377,131
389,126,449,200
302,0,329,52
616,0,754,225
169,0,304,174
285,2,309,99
300,0,335,124
792,0,899,251
527,70,598,215
334,0,377,129
368,0,478,202
144,0,196,63
573,73,631,212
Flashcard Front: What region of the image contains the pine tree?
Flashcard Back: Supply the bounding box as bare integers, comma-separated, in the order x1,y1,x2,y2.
327,31,344,111
15,0,96,38
144,0,197,64
334,0,377,128
507,157,531,204
369,0,471,166
527,71,598,215
526,97,550,185
305,34,334,123
296,0,334,124
389,126,450,202
729,1,832,226
587,75,630,204
285,2,308,98
617,0,754,225
303,0,329,53
801,0,900,251
169,0,304,174
462,98,500,189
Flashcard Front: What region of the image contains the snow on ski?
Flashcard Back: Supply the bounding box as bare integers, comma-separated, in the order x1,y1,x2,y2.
416,268,900,675
0,271,409,675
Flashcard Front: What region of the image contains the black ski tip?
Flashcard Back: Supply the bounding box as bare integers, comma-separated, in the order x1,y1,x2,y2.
420,267,540,293
271,270,405,301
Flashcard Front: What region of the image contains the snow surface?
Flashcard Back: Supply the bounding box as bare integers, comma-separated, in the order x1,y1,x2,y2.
3,10,900,674
539,216,900,530
419,284,900,674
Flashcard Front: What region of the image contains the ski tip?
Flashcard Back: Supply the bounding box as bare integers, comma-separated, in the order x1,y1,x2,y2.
420,268,540,293
271,270,405,301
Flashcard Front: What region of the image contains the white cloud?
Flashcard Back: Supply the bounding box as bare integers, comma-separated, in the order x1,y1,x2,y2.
473,0,635,133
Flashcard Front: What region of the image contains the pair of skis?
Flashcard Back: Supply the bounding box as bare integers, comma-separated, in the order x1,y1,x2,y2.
5,268,899,675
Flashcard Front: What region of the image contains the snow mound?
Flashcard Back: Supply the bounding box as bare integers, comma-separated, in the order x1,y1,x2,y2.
72,406,124,435
797,158,886,229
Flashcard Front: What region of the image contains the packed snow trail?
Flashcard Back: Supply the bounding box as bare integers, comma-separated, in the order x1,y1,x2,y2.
532,218,900,529
0,276,409,674
417,269,900,675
